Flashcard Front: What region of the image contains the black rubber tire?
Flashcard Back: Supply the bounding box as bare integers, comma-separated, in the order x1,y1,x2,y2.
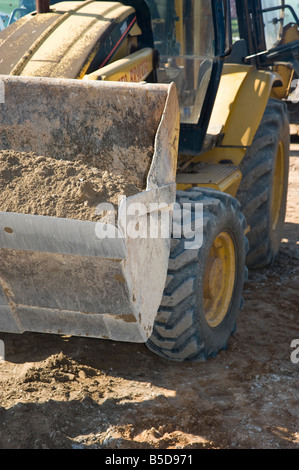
287,101,299,126
146,188,248,362
236,98,290,269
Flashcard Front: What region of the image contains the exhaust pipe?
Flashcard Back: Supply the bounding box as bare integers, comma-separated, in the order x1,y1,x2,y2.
36,0,50,13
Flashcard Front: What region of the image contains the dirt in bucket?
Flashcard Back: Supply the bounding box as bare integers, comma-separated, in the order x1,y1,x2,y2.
0,150,147,222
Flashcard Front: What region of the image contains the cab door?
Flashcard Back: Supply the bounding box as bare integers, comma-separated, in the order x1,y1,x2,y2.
146,0,227,155
244,0,299,74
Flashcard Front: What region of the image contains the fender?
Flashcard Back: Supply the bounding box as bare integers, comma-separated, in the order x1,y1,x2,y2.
197,63,277,166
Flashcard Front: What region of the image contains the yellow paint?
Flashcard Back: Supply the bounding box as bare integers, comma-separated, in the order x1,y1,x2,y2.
203,231,236,328
271,64,294,100
281,23,299,45
18,1,137,79
174,0,184,52
271,140,285,231
176,165,242,196
83,48,153,82
195,64,277,165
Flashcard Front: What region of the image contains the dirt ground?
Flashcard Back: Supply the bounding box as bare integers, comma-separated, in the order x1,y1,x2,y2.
0,143,298,450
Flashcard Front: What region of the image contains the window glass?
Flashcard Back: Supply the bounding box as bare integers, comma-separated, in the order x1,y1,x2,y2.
230,0,240,43
284,0,299,24
261,0,285,49
147,0,215,124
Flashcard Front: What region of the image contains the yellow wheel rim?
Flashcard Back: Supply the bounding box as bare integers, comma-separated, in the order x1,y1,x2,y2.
271,140,285,232
203,231,236,328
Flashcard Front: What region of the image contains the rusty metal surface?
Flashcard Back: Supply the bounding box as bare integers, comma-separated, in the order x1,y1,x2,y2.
36,0,50,13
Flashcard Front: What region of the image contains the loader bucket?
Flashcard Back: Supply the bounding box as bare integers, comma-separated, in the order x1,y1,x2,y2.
0,76,180,343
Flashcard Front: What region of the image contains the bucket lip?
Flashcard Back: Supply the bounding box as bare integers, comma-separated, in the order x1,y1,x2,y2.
0,73,171,92
0,183,176,258
0,210,126,259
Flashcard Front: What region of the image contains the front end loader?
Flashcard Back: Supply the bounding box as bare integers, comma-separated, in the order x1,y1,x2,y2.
0,0,298,362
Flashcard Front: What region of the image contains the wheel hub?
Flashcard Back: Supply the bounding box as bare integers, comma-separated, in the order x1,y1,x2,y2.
203,231,236,328
271,140,285,232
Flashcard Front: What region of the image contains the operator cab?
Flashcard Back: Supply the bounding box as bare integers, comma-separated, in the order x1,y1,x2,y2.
146,0,215,125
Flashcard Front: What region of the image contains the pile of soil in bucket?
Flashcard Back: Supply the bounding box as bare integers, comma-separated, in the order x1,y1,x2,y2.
0,150,147,222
